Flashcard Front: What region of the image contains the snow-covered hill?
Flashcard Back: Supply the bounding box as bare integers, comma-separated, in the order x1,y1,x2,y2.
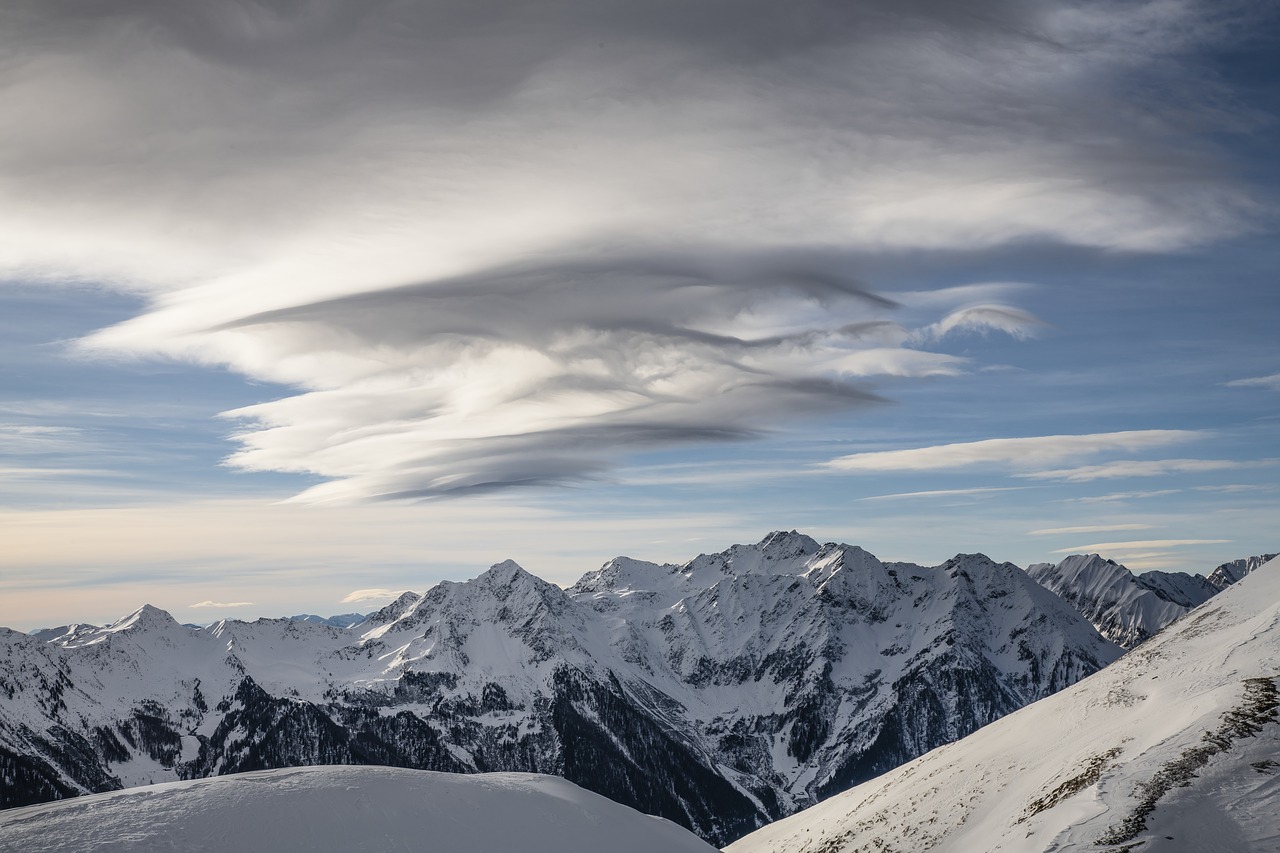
726,556,1280,853
0,765,717,853
0,533,1120,845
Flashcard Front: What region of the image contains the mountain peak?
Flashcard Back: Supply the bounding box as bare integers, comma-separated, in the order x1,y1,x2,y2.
469,559,565,608
364,591,422,624
941,552,999,572
479,558,538,586
105,604,180,634
757,530,821,558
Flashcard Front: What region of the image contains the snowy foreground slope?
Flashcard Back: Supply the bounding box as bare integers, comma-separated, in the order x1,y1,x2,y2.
0,765,717,853
727,556,1280,853
0,533,1120,845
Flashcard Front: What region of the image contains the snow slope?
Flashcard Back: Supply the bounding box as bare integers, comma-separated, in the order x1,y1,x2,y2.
0,765,717,853
726,556,1280,853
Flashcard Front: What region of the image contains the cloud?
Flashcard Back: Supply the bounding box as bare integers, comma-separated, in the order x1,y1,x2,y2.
1226,373,1280,391
916,304,1047,341
826,430,1200,473
1070,490,1182,504
829,348,967,378
341,588,411,605
4,0,1263,501
1193,484,1272,494
1051,539,1230,554
189,600,253,609
857,487,1025,502
891,283,1037,309
1026,458,1270,482
1027,523,1155,536
0,425,85,454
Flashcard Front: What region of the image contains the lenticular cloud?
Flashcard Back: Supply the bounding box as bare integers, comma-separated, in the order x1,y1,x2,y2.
214,251,901,501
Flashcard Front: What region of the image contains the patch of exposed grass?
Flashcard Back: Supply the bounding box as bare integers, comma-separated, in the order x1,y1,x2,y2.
1096,677,1279,847
1019,746,1124,823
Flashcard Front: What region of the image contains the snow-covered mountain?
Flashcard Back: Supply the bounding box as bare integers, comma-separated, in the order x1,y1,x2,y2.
287,612,366,628
0,765,717,853
726,555,1280,853
0,532,1119,845
1027,552,1277,649
1208,553,1278,590
1026,554,1219,649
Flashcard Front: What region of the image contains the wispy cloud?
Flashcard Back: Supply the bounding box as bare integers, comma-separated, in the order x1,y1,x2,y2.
1193,484,1273,494
891,283,1036,309
1027,523,1154,536
1226,373,1280,391
858,487,1025,502
189,600,253,609
1051,539,1230,554
341,588,410,605
0,466,120,480
826,430,1199,472
1026,458,1269,482
0,425,85,454
1070,490,1182,504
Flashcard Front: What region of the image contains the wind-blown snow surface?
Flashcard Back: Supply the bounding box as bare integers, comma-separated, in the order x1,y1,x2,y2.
727,556,1280,853
0,533,1119,845
0,765,717,853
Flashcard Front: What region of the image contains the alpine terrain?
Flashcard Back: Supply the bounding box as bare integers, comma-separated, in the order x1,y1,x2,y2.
0,532,1120,845
726,556,1280,853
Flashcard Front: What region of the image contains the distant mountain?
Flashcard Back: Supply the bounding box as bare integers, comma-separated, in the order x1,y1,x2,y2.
726,555,1280,853
28,612,370,639
1027,552,1276,649
0,533,1119,845
0,766,718,853
287,612,365,628
25,624,97,643
1026,554,1218,649
1208,553,1278,590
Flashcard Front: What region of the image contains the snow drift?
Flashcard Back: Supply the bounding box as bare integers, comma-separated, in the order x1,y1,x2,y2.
0,765,717,853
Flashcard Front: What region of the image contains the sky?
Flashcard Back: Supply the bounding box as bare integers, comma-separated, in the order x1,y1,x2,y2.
2,0,1278,631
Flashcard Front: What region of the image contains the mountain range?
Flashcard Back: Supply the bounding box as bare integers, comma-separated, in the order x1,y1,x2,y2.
0,533,1268,846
